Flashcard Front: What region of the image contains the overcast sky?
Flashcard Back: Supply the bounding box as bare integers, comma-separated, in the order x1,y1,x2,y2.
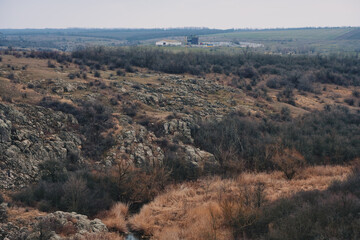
0,0,359,29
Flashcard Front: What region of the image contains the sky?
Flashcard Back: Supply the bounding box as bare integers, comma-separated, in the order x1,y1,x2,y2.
0,0,359,29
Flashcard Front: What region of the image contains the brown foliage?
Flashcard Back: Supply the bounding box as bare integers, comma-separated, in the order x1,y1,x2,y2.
271,147,306,180
129,165,350,239
110,159,170,204
100,202,129,233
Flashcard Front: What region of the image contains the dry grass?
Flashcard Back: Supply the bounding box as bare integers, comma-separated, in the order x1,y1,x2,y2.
0,78,43,105
129,164,352,239
99,202,129,233
7,206,47,228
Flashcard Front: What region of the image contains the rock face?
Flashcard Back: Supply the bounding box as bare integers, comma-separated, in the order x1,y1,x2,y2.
0,103,82,189
0,204,7,223
111,124,165,168
164,118,193,143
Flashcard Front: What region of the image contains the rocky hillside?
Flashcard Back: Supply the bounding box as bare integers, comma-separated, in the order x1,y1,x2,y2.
0,103,81,189
0,48,360,239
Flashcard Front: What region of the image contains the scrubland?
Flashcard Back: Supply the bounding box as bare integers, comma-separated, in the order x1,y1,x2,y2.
0,47,360,239
128,165,353,239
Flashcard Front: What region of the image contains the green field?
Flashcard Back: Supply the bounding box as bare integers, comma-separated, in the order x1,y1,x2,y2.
205,28,353,41
203,28,360,54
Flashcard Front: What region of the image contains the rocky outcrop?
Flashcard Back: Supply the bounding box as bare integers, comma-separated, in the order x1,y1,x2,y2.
184,145,218,169
0,222,29,240
0,210,108,240
0,103,82,189
110,124,164,168
0,204,7,224
35,211,107,236
164,118,194,143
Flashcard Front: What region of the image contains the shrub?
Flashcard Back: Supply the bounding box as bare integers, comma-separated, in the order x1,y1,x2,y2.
37,200,52,212
94,71,101,77
193,112,276,172
100,202,129,233
344,98,355,106
47,60,56,68
271,147,306,179
12,187,36,206
212,65,223,74
125,65,135,73
258,65,281,74
280,107,291,121
109,97,118,106
266,77,281,89
238,65,258,79
122,101,139,117
164,147,201,181
107,161,169,205
283,106,360,165
116,69,125,76
277,87,296,105
230,77,245,89
353,90,360,98
297,73,314,92
7,73,15,80
39,160,68,182
61,176,90,213
221,182,266,239
68,73,76,79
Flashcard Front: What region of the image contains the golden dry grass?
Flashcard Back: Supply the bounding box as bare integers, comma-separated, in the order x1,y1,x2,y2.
129,164,352,240
7,206,47,228
99,202,129,233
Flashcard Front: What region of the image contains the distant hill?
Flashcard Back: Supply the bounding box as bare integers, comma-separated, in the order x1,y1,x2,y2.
0,28,235,41
337,28,360,40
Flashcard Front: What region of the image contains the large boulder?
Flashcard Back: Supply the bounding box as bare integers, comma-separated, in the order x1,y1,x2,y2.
184,145,219,170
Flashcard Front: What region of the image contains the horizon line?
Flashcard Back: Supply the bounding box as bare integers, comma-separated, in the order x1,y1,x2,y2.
0,26,359,31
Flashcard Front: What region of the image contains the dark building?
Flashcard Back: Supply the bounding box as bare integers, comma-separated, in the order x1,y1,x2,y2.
187,35,199,45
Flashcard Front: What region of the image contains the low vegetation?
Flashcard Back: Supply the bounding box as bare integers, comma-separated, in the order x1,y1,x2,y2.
1,47,359,239
128,165,354,239
193,106,360,174
71,46,360,89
